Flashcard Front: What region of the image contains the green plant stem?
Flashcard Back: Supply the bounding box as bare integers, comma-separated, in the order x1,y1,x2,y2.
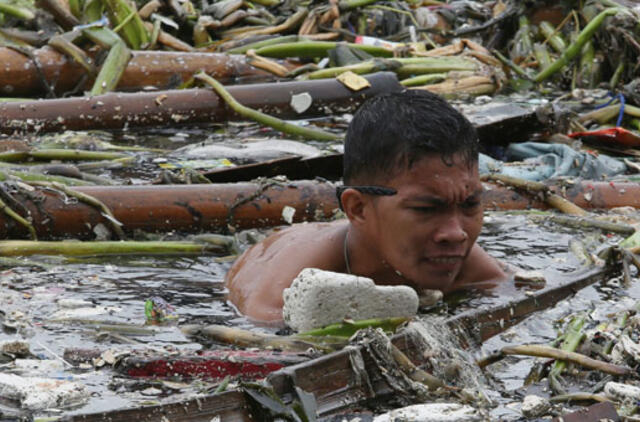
0,198,37,240
254,41,393,59
195,72,342,142
549,313,586,394
246,0,280,7
3,149,128,162
0,1,35,20
103,0,149,49
493,49,530,79
90,40,131,95
297,316,409,338
539,21,567,53
225,35,299,54
400,73,446,87
609,61,624,89
305,59,400,79
0,169,93,186
533,42,551,70
48,34,97,77
535,8,619,83
0,240,228,257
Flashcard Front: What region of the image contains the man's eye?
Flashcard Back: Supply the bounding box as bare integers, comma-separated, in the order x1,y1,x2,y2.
461,200,480,210
412,207,436,214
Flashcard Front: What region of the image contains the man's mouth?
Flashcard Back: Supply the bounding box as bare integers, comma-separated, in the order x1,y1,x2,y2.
427,256,464,264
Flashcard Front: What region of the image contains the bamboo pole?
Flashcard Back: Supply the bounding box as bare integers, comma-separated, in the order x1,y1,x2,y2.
1,72,402,133
0,47,294,97
0,180,638,240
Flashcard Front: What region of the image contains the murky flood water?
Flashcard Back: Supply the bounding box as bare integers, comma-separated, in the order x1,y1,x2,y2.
0,126,637,420
1,208,633,420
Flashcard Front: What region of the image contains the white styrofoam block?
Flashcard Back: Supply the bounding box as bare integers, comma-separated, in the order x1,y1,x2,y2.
0,373,88,410
521,395,551,418
605,381,640,402
373,403,480,422
282,268,418,332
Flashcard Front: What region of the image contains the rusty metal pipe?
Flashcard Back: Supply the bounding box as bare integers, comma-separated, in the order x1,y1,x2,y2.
0,72,402,133
0,47,294,97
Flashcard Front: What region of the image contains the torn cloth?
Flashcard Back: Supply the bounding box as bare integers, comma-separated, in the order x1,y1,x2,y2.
479,142,626,181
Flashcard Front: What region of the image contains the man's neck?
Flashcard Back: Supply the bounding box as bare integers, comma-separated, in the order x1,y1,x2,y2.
346,226,407,286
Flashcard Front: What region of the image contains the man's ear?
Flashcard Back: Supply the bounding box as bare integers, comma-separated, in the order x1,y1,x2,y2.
341,188,368,225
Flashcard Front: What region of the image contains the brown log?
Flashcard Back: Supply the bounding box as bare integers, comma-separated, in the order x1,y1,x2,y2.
0,47,295,97
0,72,403,133
0,179,639,240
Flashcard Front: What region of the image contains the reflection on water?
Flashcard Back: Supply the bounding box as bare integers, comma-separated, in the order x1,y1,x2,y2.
0,211,634,419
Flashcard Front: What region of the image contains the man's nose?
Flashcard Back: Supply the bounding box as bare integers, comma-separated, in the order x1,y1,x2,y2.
433,213,468,244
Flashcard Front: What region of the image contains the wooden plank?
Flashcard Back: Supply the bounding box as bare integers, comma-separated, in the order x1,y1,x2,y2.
62,391,252,422
202,102,546,183
447,265,614,344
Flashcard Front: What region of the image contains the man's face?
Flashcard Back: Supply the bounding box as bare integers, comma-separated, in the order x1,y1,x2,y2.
364,153,483,292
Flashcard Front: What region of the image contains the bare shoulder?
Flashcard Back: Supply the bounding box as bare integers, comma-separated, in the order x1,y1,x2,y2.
451,243,507,291
225,221,348,321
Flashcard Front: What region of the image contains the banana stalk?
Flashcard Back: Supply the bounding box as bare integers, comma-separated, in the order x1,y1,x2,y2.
539,21,567,53
549,313,587,394
103,0,149,49
535,8,619,83
90,40,131,95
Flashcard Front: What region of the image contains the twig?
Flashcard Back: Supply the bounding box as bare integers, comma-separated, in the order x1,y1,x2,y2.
530,214,635,235
489,344,631,376
550,392,610,403
389,343,447,391
481,174,587,216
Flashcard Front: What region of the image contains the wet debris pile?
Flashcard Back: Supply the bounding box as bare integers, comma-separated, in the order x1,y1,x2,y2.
478,298,640,420
2,0,640,421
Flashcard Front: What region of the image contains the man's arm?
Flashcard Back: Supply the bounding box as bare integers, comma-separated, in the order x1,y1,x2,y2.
225,223,347,322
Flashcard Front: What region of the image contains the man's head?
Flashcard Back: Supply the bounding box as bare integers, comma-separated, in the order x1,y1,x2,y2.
343,89,478,185
340,90,483,292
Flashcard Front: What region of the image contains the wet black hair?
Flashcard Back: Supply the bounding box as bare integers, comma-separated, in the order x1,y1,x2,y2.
343,89,479,184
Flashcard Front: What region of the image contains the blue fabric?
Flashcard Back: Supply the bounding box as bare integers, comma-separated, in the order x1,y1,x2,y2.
479,142,626,181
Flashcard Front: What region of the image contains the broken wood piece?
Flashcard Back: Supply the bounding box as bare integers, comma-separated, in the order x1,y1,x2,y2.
551,401,619,422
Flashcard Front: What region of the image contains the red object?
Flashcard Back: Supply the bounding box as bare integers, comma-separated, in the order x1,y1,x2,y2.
568,127,640,148
122,349,308,380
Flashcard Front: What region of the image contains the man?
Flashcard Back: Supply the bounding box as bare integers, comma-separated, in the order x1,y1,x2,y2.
225,90,507,322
